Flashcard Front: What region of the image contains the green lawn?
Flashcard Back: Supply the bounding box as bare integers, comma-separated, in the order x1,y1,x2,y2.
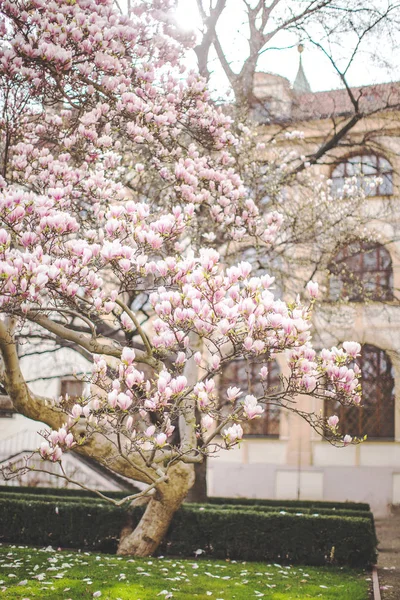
0,545,370,599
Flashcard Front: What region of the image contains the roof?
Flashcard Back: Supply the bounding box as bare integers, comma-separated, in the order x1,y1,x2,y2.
293,56,311,94
291,81,400,121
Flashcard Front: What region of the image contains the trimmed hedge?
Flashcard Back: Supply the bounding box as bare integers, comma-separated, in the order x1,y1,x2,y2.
187,502,373,518
0,487,370,510
206,496,371,511
0,493,373,521
0,498,126,553
0,496,376,567
0,485,127,499
163,506,376,567
187,502,377,546
0,491,122,506
0,493,376,547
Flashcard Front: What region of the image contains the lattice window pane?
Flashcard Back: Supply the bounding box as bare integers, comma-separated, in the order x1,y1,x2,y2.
379,157,392,171
329,242,393,302
331,154,393,198
380,173,393,196
361,155,378,175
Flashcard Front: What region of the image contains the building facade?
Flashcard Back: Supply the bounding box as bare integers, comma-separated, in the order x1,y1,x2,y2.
208,68,400,516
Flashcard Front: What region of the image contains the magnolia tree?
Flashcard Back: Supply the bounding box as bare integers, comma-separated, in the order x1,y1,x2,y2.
0,0,363,556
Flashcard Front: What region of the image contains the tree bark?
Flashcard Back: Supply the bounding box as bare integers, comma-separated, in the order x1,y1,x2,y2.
117,462,194,556
185,458,208,503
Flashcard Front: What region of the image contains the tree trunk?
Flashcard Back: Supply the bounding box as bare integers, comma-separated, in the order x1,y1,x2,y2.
117,462,194,556
185,457,208,503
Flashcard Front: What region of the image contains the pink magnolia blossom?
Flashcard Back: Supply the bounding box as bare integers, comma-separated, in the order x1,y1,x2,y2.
343,341,361,358
57,428,68,444
64,433,75,448
83,404,91,418
201,414,214,430
306,280,319,299
170,376,187,394
226,386,241,401
71,404,83,419
194,351,202,366
328,415,339,428
145,425,156,437
121,347,136,365
48,430,59,445
164,417,175,438
243,395,264,419
155,433,167,447
39,441,52,459
175,352,186,366
223,424,244,445
117,393,133,411
51,446,63,462
108,390,118,408
211,355,221,370
301,374,317,392
0,229,10,245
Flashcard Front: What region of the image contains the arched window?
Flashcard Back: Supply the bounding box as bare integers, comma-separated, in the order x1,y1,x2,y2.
331,154,393,197
325,344,395,440
329,241,393,302
219,358,281,436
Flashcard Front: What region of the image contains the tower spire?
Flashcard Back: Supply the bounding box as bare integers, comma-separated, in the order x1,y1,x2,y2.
293,44,311,94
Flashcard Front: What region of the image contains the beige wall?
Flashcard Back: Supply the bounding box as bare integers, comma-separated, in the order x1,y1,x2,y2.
208,438,400,515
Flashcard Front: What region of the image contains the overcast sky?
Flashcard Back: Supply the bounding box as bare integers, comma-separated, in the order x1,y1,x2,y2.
176,0,400,95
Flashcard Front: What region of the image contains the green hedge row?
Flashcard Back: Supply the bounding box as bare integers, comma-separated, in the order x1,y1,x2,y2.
0,497,129,553
0,493,372,523
187,502,377,545
206,496,371,511
0,491,122,506
0,485,127,499
187,502,376,522
0,497,376,567
0,493,376,544
0,493,375,545
163,506,376,567
0,487,371,512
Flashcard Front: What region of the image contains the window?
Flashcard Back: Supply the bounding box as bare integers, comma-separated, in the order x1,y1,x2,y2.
331,154,393,197
329,241,393,302
219,358,281,436
325,344,394,440
0,395,14,418
60,379,84,400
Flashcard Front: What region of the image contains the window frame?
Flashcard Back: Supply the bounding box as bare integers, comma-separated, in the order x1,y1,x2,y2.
218,357,281,437
60,379,84,401
331,153,393,197
328,241,394,302
325,344,395,441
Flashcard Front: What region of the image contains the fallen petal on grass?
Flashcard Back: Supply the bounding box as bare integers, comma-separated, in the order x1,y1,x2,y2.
0,544,370,600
